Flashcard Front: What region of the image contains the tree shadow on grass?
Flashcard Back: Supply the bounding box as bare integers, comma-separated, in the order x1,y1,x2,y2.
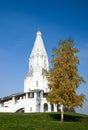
64,114,84,122
49,113,85,122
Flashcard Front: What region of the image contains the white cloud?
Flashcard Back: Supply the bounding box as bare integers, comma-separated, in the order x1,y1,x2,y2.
15,40,24,48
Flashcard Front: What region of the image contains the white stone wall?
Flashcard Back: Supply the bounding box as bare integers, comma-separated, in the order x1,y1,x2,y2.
0,91,58,113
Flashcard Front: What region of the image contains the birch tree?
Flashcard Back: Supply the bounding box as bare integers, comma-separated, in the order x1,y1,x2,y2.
46,39,85,122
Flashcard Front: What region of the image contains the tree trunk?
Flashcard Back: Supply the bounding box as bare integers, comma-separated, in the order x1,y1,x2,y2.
61,104,64,122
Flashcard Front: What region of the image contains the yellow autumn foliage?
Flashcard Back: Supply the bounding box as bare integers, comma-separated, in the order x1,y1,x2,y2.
46,39,85,108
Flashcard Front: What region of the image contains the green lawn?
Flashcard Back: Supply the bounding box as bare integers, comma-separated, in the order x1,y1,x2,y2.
0,112,88,130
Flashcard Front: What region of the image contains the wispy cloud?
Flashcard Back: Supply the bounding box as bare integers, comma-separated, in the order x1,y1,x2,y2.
15,40,24,48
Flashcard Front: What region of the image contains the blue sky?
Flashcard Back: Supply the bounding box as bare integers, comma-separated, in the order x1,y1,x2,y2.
0,0,88,114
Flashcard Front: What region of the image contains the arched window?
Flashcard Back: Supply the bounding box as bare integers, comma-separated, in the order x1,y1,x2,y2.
57,104,61,111
51,104,54,112
44,103,48,112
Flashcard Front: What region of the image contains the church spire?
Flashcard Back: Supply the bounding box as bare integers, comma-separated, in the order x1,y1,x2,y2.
29,30,49,70
30,30,47,57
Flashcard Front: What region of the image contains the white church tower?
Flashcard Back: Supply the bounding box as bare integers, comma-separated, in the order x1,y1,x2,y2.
24,30,49,93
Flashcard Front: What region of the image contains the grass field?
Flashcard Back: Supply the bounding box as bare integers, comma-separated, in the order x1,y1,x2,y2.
0,112,88,130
